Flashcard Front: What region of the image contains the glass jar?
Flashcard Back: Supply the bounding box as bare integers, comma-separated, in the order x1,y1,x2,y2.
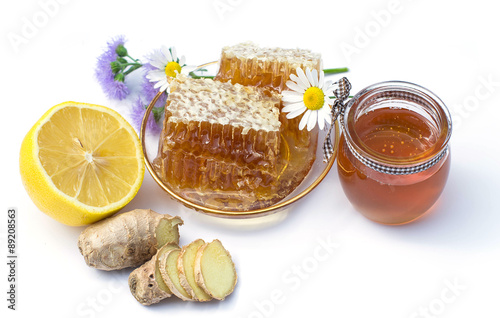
337,81,452,225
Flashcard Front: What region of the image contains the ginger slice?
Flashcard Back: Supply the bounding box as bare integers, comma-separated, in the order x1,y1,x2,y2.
194,239,237,300
154,243,179,295
158,248,193,301
177,239,212,302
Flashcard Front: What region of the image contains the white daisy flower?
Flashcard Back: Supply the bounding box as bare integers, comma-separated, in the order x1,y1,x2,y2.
146,46,196,92
281,67,334,131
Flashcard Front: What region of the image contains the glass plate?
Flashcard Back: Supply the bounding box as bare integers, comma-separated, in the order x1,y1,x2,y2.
140,66,339,219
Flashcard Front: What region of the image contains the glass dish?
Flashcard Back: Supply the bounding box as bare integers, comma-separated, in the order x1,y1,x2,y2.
140,67,339,219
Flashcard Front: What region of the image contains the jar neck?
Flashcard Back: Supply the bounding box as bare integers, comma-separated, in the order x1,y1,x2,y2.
341,81,452,175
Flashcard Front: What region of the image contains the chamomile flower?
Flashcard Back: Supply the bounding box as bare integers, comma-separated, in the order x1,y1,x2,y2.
146,46,196,92
281,67,334,131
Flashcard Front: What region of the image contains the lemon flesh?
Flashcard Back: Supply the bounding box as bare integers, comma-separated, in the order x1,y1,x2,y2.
20,102,145,226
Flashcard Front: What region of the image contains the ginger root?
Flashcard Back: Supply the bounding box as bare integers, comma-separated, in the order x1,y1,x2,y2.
129,238,237,305
128,243,179,305
78,209,183,271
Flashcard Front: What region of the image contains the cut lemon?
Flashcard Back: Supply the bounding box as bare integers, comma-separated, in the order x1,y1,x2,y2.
19,102,145,226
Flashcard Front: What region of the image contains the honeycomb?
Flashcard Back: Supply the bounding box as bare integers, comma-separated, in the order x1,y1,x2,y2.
161,120,280,171
215,42,321,145
154,43,324,211
215,42,322,204
215,42,322,92
153,75,283,207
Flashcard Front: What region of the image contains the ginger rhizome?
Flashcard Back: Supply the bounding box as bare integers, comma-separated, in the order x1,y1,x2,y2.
128,243,179,305
77,208,237,305
78,209,183,271
129,239,237,305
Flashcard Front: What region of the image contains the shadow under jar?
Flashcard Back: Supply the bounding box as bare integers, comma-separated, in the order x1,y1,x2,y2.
337,81,452,225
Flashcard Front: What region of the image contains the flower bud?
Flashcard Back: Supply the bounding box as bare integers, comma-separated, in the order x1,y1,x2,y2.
110,61,122,74
115,44,128,57
114,73,125,82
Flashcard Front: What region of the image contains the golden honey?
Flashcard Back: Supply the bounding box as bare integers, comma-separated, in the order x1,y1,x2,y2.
215,42,321,92
153,76,284,209
154,44,325,210
215,42,322,202
337,82,452,224
215,42,322,148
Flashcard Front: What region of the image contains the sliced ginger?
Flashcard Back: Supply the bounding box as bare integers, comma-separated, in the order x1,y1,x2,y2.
159,248,193,301
78,209,237,306
127,238,237,305
178,239,212,301
154,243,180,295
194,239,237,300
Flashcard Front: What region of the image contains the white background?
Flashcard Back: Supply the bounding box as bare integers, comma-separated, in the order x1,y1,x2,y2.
2,0,500,317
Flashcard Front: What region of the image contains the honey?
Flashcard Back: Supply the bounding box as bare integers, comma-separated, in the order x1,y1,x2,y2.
337,82,452,224
215,42,321,92
215,42,322,148
215,42,321,203
154,44,326,211
153,76,284,210
161,120,281,171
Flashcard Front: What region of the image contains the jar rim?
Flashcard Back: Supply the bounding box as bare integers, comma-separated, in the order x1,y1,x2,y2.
342,80,452,171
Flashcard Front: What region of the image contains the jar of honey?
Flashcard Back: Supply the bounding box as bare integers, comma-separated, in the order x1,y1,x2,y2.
337,81,452,225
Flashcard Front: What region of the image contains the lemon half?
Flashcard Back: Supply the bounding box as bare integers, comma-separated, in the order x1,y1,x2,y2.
20,102,145,226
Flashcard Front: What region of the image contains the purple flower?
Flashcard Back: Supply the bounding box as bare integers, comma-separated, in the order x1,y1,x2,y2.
130,97,161,134
95,35,130,100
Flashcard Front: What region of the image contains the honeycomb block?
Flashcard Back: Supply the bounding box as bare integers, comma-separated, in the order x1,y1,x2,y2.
215,42,322,149
213,42,323,210
215,42,322,93
157,147,278,192
154,75,282,194
161,120,280,171
154,43,326,210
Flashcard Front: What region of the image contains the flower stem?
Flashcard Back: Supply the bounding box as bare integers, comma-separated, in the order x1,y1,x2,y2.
126,55,140,63
329,95,354,99
188,71,215,79
324,67,349,74
123,64,142,76
120,62,142,67
190,75,215,79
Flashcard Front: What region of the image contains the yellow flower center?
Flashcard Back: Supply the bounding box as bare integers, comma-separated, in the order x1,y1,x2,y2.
303,87,325,110
165,61,182,78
